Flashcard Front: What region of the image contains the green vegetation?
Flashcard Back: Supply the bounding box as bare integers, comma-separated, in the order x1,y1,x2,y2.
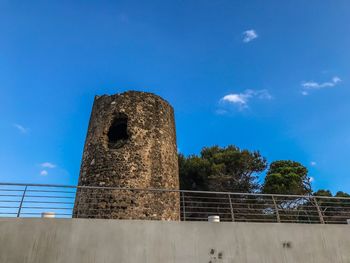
262,160,311,195
179,145,266,193
179,145,348,196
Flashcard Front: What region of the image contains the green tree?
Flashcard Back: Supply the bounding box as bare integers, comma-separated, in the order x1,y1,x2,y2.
313,189,332,197
335,191,350,198
262,160,312,195
312,190,350,224
313,190,350,198
178,154,211,191
179,145,267,193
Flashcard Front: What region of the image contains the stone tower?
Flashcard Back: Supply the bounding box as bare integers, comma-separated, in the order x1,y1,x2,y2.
73,91,180,220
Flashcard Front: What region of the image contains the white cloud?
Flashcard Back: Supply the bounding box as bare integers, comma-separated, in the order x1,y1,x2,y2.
310,161,317,166
13,123,29,134
222,93,249,106
243,30,258,43
301,76,342,95
310,176,314,182
41,162,56,169
40,170,48,176
220,89,272,110
333,76,341,83
255,89,273,100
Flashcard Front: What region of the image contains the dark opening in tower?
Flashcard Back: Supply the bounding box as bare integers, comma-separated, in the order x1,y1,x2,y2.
108,114,129,149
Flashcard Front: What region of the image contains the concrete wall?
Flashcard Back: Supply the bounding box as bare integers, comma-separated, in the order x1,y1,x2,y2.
0,219,350,263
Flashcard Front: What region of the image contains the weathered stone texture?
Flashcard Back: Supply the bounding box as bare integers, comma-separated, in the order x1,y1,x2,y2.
73,91,180,220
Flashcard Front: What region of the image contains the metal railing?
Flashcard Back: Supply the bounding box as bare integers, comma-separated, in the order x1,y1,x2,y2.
1,183,350,224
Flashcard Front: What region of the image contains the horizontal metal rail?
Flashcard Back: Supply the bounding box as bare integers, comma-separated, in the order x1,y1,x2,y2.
1,182,350,199
0,182,350,224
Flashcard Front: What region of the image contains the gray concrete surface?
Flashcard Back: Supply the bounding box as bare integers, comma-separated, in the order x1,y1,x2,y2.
0,218,349,263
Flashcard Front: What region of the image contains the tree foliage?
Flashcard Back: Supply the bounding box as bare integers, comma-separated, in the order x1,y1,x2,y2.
179,145,349,200
312,189,350,223
314,189,350,198
313,189,332,197
179,145,267,193
335,191,350,198
262,160,312,195
178,144,350,223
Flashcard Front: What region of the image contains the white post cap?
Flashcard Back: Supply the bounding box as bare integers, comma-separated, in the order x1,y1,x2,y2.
41,212,56,218
208,215,220,222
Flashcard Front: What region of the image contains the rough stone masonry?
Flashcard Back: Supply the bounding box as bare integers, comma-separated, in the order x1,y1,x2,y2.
73,91,180,220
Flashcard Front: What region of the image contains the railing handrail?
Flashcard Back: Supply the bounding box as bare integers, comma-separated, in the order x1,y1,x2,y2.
1,182,349,200
1,182,350,224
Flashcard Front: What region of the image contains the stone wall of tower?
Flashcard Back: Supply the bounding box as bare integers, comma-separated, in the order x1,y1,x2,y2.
73,91,180,220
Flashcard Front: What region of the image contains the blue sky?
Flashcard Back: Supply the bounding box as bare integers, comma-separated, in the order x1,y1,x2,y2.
1,0,350,194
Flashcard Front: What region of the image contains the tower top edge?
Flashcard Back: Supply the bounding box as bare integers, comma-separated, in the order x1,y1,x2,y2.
94,90,173,107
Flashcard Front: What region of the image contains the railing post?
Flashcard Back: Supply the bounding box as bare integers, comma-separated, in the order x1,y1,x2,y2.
228,194,235,222
314,197,325,224
271,195,281,223
181,192,186,221
17,185,27,218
